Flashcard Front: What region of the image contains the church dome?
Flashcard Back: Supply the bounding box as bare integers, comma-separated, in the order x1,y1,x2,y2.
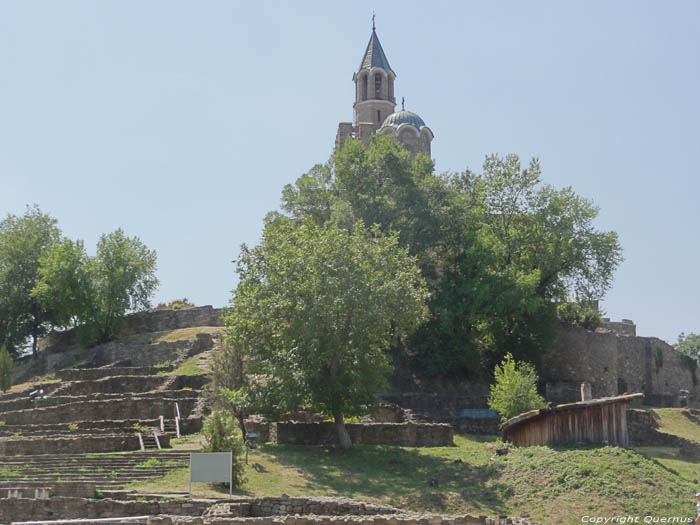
380,110,427,131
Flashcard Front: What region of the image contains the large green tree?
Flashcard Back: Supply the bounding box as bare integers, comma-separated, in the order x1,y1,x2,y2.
0,205,61,355
32,239,92,329
225,218,429,448
675,332,700,359
280,136,622,374
0,344,12,392
81,229,159,344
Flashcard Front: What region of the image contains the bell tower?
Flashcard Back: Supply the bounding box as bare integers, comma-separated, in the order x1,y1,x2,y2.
336,20,397,150
352,19,396,128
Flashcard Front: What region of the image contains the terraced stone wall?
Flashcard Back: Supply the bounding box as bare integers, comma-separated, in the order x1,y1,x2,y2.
38,306,223,353
270,422,454,447
1,397,199,425
0,434,144,455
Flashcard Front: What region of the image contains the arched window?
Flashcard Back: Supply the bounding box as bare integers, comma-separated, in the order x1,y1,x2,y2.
361,74,368,101
377,110,381,122
388,77,394,102
375,73,382,98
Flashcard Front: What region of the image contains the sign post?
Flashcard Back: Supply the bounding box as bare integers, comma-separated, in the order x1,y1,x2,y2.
189,452,232,498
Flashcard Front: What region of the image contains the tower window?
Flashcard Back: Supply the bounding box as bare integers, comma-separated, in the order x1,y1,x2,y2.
375,73,382,98
361,75,368,101
377,110,381,122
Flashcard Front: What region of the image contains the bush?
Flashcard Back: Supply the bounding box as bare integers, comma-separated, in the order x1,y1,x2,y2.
488,353,549,422
557,301,602,330
202,411,246,488
0,345,12,392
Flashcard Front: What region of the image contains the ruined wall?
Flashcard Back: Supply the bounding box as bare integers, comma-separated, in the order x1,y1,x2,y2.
541,325,697,407
270,422,454,447
1,397,198,425
540,326,618,404
37,305,223,353
0,434,143,455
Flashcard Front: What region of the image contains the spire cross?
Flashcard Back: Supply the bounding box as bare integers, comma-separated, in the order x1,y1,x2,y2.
402,97,405,110
372,11,376,31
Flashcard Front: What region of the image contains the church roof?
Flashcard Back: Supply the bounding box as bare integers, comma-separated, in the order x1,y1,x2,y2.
358,29,394,74
380,110,427,131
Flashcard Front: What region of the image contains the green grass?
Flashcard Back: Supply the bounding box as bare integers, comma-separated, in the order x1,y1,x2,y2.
654,408,700,442
120,327,223,345
0,466,20,477
163,355,205,376
135,458,162,468
127,430,700,522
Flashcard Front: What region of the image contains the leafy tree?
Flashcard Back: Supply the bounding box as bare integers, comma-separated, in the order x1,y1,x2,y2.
488,353,548,422
280,137,622,374
32,239,92,329
675,332,700,359
208,340,273,438
0,205,61,356
226,218,429,448
80,229,159,344
201,411,246,488
0,344,12,392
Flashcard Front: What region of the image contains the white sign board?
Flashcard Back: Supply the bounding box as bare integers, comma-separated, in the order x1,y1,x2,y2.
190,452,232,497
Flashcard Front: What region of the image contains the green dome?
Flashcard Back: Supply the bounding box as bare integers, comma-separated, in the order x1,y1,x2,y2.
380,110,426,130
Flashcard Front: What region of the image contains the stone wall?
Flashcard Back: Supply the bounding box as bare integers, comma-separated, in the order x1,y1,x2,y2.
627,409,700,459
38,306,224,353
0,496,536,525
381,393,491,417
270,422,454,447
154,515,535,525
542,325,697,407
0,481,95,498
0,496,213,523
0,434,143,455
0,397,198,425
16,331,214,384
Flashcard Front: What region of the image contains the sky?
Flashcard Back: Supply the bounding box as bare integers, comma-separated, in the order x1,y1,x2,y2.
1,1,698,344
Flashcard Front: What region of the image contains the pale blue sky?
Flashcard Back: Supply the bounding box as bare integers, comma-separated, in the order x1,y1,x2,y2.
1,1,698,343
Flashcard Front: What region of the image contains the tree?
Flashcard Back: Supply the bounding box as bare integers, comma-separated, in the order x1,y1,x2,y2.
32,239,92,329
675,333,700,359
281,139,623,373
488,353,548,422
81,229,159,344
208,340,273,438
0,344,12,392
226,218,429,448
201,411,246,488
0,205,61,356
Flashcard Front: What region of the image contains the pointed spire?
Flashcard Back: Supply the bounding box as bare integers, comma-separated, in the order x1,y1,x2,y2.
358,18,394,74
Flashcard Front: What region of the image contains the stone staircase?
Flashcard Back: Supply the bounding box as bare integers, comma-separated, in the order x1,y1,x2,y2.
0,450,192,498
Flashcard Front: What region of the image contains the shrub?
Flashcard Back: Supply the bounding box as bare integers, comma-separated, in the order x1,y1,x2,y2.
557,301,602,330
488,353,549,422
155,298,195,311
0,345,12,392
202,411,246,488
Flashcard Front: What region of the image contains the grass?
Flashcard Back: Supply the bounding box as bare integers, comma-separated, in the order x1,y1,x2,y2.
162,355,205,376
127,428,700,522
135,458,162,468
120,327,224,345
0,466,20,477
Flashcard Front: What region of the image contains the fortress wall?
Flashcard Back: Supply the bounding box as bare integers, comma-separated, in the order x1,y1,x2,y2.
546,325,698,408
541,325,618,404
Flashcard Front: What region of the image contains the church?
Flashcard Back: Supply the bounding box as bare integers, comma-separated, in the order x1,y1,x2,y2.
335,22,434,157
